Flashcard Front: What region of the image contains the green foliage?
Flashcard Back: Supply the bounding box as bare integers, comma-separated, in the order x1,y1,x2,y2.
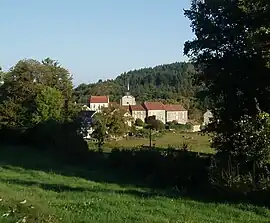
145,116,165,130
32,86,64,124
0,59,75,129
74,62,206,113
91,104,131,148
135,118,144,127
184,0,270,194
0,59,85,154
91,114,107,149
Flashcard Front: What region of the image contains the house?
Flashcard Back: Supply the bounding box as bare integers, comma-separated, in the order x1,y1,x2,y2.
130,104,147,122
121,105,133,127
203,110,213,126
164,104,188,124
143,102,166,123
89,96,109,112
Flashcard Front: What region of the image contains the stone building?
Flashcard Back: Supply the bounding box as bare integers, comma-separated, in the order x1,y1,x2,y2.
164,104,188,124
120,83,136,106
89,96,109,112
143,102,166,123
130,104,147,122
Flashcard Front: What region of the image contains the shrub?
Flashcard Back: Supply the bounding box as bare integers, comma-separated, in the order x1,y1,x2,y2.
145,118,165,130
135,118,144,127
208,112,270,201
109,147,211,189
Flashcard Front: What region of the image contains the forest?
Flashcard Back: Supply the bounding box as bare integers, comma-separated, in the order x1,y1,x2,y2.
74,62,207,119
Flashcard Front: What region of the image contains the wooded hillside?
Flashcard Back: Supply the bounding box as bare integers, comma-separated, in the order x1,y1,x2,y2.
74,62,207,118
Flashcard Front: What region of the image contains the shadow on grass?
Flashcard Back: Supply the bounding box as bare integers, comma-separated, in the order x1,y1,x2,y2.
0,178,162,198
0,144,269,208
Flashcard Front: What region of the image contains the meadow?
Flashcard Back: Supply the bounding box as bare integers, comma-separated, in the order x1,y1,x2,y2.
0,145,269,223
91,132,213,154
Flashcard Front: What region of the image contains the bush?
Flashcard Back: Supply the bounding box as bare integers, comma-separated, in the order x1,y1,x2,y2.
207,112,270,202
146,118,165,130
25,119,89,155
135,118,144,127
109,147,211,189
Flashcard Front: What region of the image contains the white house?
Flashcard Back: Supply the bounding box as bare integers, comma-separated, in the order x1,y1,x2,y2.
164,104,188,124
130,104,147,122
143,102,166,124
89,96,109,112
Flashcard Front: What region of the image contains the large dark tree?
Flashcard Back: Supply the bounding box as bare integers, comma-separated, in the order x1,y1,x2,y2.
184,0,270,180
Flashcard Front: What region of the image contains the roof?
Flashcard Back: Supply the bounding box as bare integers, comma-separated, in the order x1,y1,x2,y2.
143,102,165,110
89,96,109,103
130,104,146,112
121,105,130,111
164,104,186,111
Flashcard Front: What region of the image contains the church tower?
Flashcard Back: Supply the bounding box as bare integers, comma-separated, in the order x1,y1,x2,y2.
120,80,136,106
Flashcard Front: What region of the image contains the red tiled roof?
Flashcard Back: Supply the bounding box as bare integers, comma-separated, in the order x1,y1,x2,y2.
89,96,109,103
130,104,146,111
143,102,164,110
164,104,186,111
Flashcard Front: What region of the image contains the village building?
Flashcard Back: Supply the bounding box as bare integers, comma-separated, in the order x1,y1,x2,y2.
164,104,188,124
203,110,213,126
120,83,136,106
121,105,133,127
143,102,166,123
89,95,109,112
130,104,147,122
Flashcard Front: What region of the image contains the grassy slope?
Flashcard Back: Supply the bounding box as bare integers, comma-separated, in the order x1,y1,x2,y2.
0,146,269,223
102,132,213,154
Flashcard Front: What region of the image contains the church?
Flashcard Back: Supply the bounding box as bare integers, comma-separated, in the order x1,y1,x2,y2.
119,83,136,106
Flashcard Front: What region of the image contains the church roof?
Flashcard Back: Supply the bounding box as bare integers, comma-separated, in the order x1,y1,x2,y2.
164,104,186,111
143,102,165,110
130,104,145,111
89,96,109,103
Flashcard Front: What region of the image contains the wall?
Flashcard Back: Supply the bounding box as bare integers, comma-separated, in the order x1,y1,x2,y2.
166,111,188,124
132,111,146,122
120,96,136,106
148,110,166,123
89,103,108,112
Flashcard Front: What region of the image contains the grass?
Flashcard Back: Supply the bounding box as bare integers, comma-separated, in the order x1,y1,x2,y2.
0,146,269,222
92,132,213,154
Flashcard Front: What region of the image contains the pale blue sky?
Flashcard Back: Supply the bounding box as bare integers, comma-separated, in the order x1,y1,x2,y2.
0,0,193,85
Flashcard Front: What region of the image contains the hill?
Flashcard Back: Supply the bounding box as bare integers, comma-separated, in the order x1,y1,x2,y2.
0,146,269,223
74,62,207,119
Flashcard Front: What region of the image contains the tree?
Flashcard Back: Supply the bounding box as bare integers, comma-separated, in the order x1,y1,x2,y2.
91,104,130,149
32,86,64,124
102,104,130,137
135,118,144,126
184,0,270,190
0,58,76,129
91,114,107,150
145,116,165,130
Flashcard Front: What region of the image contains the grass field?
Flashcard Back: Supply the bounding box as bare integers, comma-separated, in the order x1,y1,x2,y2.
105,132,213,153
88,132,212,153
0,146,270,222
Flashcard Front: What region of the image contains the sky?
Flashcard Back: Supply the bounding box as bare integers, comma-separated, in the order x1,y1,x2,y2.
0,0,194,86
